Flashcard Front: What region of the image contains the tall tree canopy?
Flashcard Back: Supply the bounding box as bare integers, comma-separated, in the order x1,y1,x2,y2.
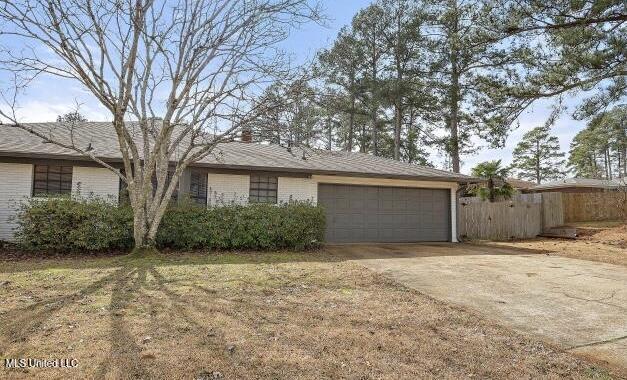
424,0,533,173
511,119,565,184
501,0,626,118
568,106,627,179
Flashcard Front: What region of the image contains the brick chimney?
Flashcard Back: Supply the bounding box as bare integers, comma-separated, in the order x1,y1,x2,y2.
241,128,252,143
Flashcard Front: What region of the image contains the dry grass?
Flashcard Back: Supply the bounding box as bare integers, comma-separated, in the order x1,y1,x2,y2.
0,251,616,379
486,222,627,267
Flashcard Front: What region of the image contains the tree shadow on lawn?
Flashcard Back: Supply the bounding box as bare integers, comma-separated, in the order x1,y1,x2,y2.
0,243,536,274
0,259,236,379
1,248,613,379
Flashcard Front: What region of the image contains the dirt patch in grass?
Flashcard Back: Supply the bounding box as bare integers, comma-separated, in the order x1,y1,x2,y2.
577,224,627,249
484,223,627,267
0,251,618,379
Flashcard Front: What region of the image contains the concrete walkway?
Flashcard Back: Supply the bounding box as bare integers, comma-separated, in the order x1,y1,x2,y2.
328,243,627,372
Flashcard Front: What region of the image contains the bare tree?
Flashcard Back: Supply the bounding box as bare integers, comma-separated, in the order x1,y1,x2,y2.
0,0,321,250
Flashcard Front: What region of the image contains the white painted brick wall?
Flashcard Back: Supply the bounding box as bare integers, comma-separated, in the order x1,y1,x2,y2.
278,177,317,204
0,163,33,241
72,166,120,203
207,173,250,206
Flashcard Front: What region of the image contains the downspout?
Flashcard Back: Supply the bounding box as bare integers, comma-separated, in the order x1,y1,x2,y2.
452,184,463,243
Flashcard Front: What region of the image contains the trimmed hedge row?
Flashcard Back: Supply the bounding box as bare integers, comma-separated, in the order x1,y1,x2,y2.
15,198,134,252
14,198,325,252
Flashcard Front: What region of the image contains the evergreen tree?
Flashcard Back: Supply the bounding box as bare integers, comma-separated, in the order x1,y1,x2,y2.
511,122,565,184
568,127,605,179
568,106,627,179
424,0,531,173
351,5,387,156
316,27,366,152
501,0,626,117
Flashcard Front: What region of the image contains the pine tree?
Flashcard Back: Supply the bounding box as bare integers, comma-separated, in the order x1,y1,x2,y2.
511,121,565,184
501,0,626,117
568,106,627,179
316,27,366,152
425,0,531,173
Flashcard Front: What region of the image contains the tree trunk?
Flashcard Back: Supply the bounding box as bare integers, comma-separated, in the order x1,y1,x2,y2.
326,115,332,150
535,140,541,184
393,19,403,161
488,177,495,202
605,148,612,179
448,0,461,173
394,102,402,160
132,207,155,249
370,36,379,156
347,92,356,152
449,72,460,173
360,124,367,153
371,109,378,156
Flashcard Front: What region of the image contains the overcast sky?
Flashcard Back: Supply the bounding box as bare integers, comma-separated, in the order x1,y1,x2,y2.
1,0,589,174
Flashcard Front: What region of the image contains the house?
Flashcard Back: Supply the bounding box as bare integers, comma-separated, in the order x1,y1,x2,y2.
0,122,472,243
529,178,625,193
506,178,537,193
461,177,535,198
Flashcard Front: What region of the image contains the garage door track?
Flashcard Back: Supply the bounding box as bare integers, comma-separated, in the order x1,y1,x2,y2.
329,243,627,372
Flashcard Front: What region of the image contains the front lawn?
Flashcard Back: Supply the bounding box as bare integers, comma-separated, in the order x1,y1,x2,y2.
0,251,613,379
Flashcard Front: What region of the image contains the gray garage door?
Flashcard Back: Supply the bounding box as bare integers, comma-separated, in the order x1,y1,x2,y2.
318,184,450,243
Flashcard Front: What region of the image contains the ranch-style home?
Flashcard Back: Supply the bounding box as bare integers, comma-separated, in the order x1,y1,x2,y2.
0,122,472,243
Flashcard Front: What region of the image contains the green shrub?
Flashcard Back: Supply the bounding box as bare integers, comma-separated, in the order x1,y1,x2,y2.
157,201,325,251
14,197,133,252
15,198,325,253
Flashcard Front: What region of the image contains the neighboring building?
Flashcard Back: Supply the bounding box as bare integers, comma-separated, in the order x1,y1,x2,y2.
0,122,473,243
506,178,537,193
462,177,536,197
530,178,625,193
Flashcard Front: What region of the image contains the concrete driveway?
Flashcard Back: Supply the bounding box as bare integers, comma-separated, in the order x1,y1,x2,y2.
328,243,627,372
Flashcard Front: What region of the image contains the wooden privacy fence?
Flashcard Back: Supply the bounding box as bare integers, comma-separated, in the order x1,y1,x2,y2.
562,192,627,222
458,193,564,241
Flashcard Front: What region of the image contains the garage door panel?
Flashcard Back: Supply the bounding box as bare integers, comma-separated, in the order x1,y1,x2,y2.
319,184,450,243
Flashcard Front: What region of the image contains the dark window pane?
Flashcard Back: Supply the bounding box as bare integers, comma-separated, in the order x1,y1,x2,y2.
48,181,60,191
249,174,277,204
190,171,207,206
34,172,47,180
32,164,72,196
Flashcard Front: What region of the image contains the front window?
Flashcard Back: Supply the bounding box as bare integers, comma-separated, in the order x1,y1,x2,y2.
118,169,179,205
151,170,178,200
249,175,277,204
190,171,208,206
33,164,73,196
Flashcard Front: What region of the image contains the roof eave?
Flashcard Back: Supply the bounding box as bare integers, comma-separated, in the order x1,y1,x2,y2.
0,151,474,183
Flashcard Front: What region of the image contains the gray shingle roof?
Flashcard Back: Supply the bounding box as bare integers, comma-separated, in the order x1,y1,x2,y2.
532,178,625,190
0,122,473,182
